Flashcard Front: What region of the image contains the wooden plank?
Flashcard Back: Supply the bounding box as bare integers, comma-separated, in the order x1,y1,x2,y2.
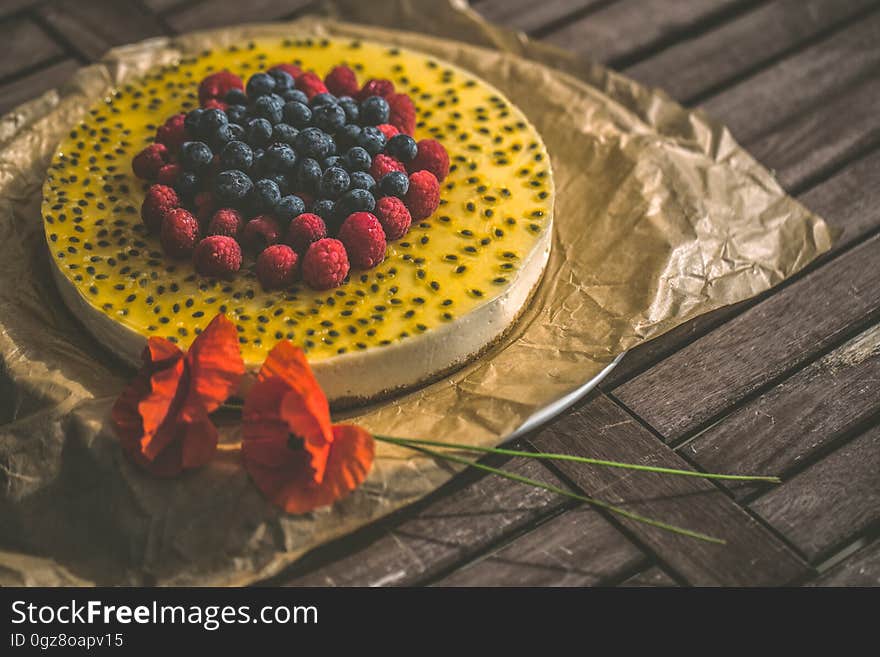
38,0,168,62
614,234,880,442
0,0,40,19
282,457,570,586
164,0,313,33
0,17,64,80
529,395,808,586
543,0,753,65
473,0,607,34
750,424,880,562
808,539,880,586
686,324,880,499
625,0,879,104
702,11,880,144
433,508,644,586
141,0,187,12
0,59,80,117
619,565,678,587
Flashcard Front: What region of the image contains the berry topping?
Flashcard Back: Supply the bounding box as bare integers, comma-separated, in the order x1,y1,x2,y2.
241,215,282,253
193,235,242,278
345,146,371,172
325,65,359,98
256,244,299,290
378,171,409,198
275,195,306,222
214,169,253,205
156,163,182,186
404,170,440,220
370,153,406,181
338,212,387,270
160,208,200,258
132,143,168,180
246,72,276,98
220,140,253,171
179,141,214,173
252,178,282,213
207,208,244,238
374,196,412,241
194,191,216,225
295,71,329,99
140,184,179,233
155,113,187,152
387,93,416,135
376,123,400,140
385,134,417,162
320,166,351,199
302,238,350,290
198,71,243,106
360,96,390,126
408,139,450,181
269,63,303,80
286,213,327,254
357,78,394,101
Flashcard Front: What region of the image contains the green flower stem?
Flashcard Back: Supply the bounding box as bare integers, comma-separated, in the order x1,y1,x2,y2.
393,441,725,544
375,435,780,483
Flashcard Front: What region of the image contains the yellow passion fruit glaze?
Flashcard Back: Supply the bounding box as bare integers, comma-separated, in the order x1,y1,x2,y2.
42,37,553,378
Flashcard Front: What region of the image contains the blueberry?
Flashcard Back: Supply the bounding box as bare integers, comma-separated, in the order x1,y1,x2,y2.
312,103,346,133
385,134,417,162
251,178,282,212
337,124,362,150
296,158,323,193
268,68,295,92
295,127,331,159
176,171,200,200
310,199,336,222
198,108,228,140
320,167,351,199
322,155,343,169
226,104,248,125
379,171,409,198
211,124,236,150
345,146,371,172
350,171,376,192
359,96,390,125
334,188,376,223
225,89,248,106
275,194,306,221
184,108,204,137
251,149,265,174
263,172,289,195
227,123,245,141
272,123,299,145
246,72,275,99
215,169,253,205
337,96,359,123
357,126,386,156
310,92,338,108
281,88,309,104
283,101,312,128
220,141,253,171
246,118,273,148
263,143,297,172
252,94,284,124
179,141,213,173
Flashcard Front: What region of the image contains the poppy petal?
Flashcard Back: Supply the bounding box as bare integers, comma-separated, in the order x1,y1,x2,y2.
280,388,333,483
183,314,245,417
179,408,220,470
259,342,331,437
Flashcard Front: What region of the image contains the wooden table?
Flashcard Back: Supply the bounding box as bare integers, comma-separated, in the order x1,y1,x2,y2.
4,0,878,587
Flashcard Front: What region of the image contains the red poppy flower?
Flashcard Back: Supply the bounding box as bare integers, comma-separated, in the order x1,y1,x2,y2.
111,314,244,476
242,341,374,513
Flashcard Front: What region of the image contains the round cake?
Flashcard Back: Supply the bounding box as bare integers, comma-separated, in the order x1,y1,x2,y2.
42,37,554,406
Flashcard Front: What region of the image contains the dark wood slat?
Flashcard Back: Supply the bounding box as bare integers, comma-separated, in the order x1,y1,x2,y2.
0,0,41,19
750,424,880,562
808,539,880,586
433,507,644,586
282,458,574,586
0,16,64,80
625,0,878,104
702,11,880,144
686,323,880,499
0,59,80,116
473,0,606,34
164,0,312,33
615,234,880,442
619,565,678,587
543,0,752,65
141,0,187,12
38,0,168,62
529,395,808,586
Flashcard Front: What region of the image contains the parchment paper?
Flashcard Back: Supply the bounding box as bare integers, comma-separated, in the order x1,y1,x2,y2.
0,0,831,585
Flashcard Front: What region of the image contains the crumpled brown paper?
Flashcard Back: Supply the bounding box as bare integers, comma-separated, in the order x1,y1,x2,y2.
0,0,831,585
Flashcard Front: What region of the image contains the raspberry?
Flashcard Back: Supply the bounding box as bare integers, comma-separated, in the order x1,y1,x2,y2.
256,244,299,290
155,113,187,152
325,65,359,97
198,70,243,106
408,139,450,181
241,215,282,253
376,123,399,140
270,63,302,79
374,196,412,241
302,238,350,290
404,170,440,220
193,235,242,278
140,184,179,233
387,93,416,135
202,98,228,112
156,163,181,186
295,72,328,100
132,143,168,180
160,208,200,258
194,191,216,226
357,78,394,101
338,212,386,270
286,212,327,254
370,153,405,181
207,208,244,238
